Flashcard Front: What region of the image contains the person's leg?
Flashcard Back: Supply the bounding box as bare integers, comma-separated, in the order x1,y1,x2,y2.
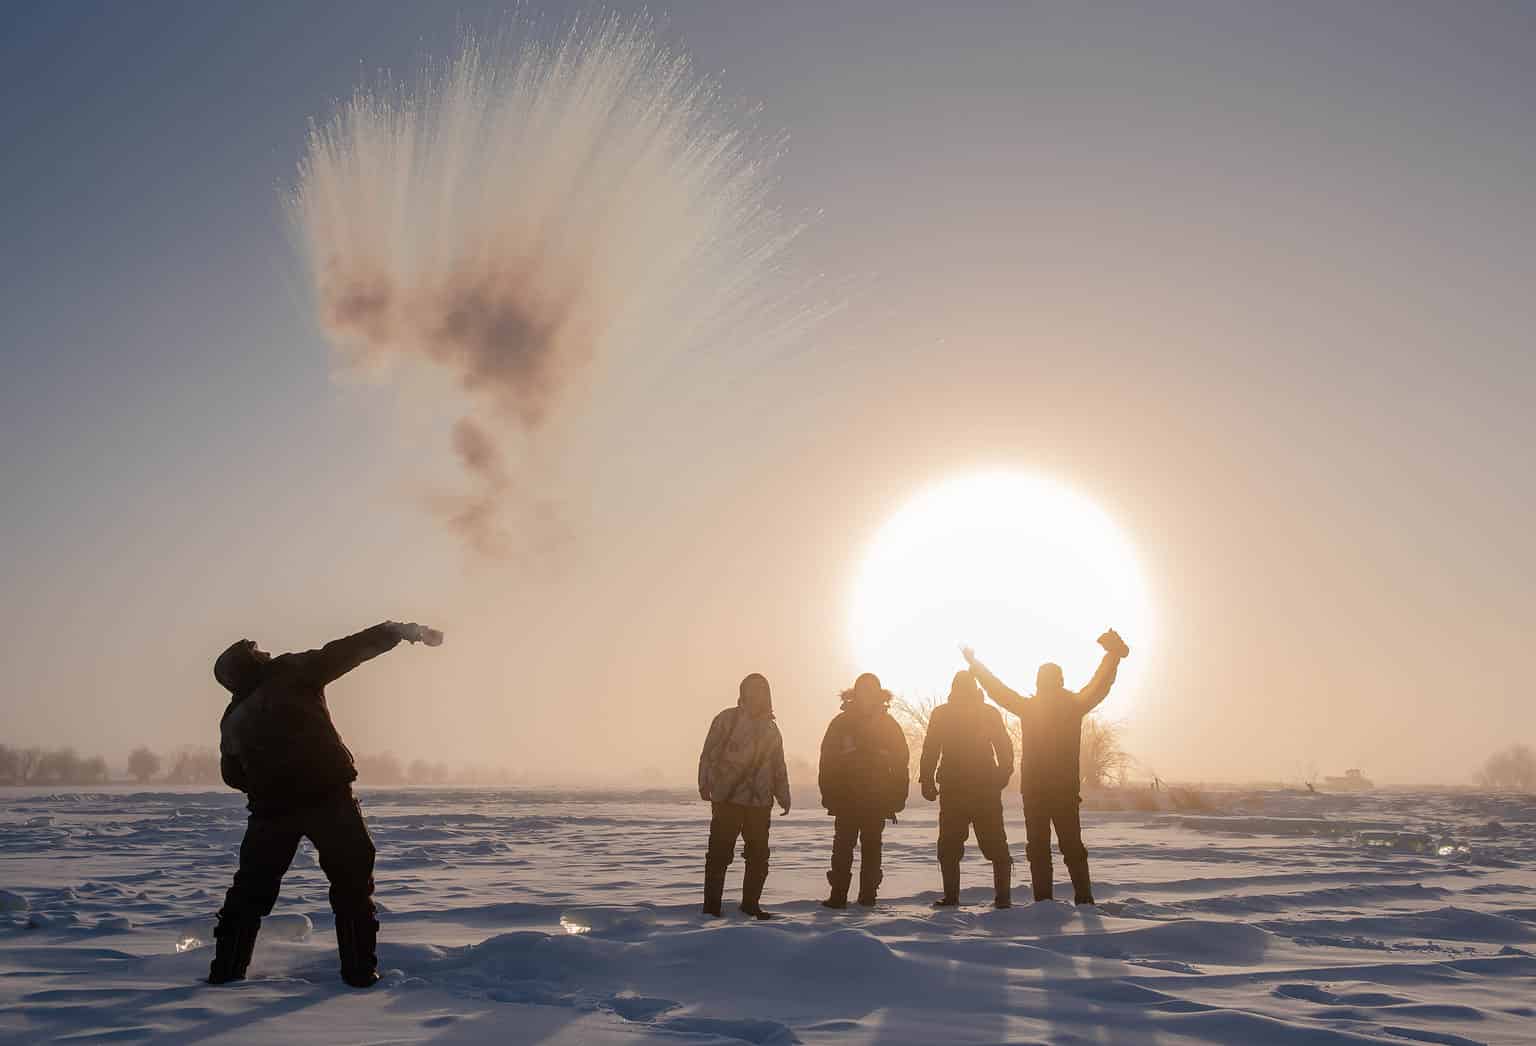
703,802,742,916
1022,803,1054,901
210,813,301,984
857,816,885,906
307,792,380,987
1054,804,1093,904
825,815,856,908
934,799,969,906
739,805,774,919
973,797,1013,908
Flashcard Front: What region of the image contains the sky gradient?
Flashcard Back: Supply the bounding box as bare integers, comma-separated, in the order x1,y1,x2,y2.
2,1,1532,786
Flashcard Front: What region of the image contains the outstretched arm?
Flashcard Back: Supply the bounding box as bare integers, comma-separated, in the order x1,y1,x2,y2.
1078,630,1130,712
963,648,1030,717
302,621,441,687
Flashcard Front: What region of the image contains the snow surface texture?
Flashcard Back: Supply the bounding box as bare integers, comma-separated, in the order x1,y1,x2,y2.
1,788,1533,1044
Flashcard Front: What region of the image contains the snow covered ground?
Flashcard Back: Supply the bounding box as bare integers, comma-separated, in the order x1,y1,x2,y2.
2,786,1533,1044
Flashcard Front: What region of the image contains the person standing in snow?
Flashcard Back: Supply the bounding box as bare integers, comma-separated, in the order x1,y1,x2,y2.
963,629,1129,905
697,673,792,920
919,669,1016,908
208,620,443,987
817,672,909,909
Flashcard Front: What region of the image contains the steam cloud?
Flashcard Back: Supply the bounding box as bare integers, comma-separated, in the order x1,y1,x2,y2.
289,17,794,554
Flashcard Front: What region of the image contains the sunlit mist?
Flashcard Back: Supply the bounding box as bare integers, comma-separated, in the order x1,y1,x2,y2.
849,472,1153,711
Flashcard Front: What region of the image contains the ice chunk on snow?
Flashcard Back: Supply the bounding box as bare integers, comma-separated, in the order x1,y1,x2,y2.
264,913,313,941
0,890,28,913
558,907,655,939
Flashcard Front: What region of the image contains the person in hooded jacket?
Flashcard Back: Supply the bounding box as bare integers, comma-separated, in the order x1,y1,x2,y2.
818,672,910,909
919,669,1015,908
963,629,1129,905
697,673,792,919
208,620,443,987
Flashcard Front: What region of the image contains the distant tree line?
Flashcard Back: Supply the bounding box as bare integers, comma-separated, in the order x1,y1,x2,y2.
0,746,110,786
1478,744,1535,792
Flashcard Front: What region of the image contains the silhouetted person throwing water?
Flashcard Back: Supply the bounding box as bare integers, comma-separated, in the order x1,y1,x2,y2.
208,621,443,987
698,673,791,919
964,629,1129,905
919,670,1015,908
818,673,909,909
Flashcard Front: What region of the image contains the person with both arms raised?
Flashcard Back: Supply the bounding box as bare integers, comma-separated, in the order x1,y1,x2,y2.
963,629,1130,906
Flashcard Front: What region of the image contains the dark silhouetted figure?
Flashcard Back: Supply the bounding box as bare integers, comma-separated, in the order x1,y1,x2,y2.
698,673,791,920
208,620,443,987
964,629,1129,905
818,673,910,909
919,670,1015,908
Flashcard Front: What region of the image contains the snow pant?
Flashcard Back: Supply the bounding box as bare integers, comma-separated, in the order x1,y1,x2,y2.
214,788,377,981
704,801,772,910
1023,799,1091,902
937,792,1011,899
829,813,886,902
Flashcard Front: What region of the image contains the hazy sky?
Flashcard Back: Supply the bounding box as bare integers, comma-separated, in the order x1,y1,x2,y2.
2,1,1532,786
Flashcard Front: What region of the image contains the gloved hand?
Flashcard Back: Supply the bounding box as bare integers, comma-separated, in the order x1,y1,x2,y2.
699,787,712,802
779,800,791,817
960,645,978,667
921,781,938,802
390,622,445,646
1098,629,1129,659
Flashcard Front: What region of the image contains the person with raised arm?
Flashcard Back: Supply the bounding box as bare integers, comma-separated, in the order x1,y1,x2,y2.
697,673,792,920
918,670,1016,908
818,672,909,909
963,629,1129,905
207,620,443,987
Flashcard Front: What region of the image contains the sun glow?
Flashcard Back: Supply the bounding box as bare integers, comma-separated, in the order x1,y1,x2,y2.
849,472,1153,713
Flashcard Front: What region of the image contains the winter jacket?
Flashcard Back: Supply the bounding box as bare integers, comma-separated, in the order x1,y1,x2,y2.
918,688,1013,798
971,653,1119,804
818,705,909,818
698,704,791,809
217,624,402,815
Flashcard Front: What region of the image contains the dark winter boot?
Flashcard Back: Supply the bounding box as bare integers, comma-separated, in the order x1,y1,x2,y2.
207,920,259,985
1029,860,1054,902
740,864,775,920
335,915,381,988
1066,860,1095,906
993,861,1013,909
702,869,726,917
822,871,850,910
856,870,880,908
932,860,961,908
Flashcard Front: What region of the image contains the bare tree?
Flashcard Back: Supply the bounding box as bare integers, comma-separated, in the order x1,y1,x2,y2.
127,747,162,784
164,747,221,785
1478,744,1536,792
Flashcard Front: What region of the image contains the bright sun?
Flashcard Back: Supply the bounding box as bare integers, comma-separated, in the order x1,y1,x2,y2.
849,472,1153,713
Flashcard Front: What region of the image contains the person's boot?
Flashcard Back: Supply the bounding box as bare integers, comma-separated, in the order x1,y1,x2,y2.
993,861,1013,909
1066,860,1095,906
739,864,775,920
932,859,961,908
856,869,880,908
335,914,381,988
822,870,850,910
1029,859,1054,902
702,869,726,917
207,919,259,985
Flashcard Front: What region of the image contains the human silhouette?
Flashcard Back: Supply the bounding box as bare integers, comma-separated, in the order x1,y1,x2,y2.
208,620,443,987
817,673,909,909
697,673,791,919
918,670,1015,908
964,629,1129,905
